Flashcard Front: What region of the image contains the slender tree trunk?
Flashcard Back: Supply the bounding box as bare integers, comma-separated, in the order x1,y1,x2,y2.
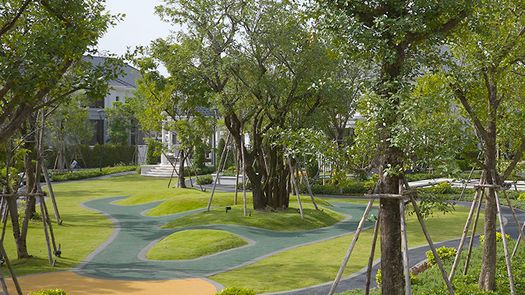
7,198,30,259
178,150,187,188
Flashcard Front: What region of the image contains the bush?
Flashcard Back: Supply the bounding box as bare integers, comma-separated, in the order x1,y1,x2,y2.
518,192,525,201
424,182,456,194
183,165,216,177
426,246,457,266
51,166,137,182
146,138,162,165
196,175,213,185
77,144,136,168
376,269,419,286
216,287,256,295
29,289,67,295
480,232,511,244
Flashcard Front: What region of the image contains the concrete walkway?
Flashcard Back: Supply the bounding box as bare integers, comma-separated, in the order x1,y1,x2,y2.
78,197,374,281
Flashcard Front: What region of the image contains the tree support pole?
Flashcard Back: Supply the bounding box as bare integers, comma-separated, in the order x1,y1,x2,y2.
400,200,411,295
494,190,516,295
240,134,247,217
328,199,375,295
0,241,22,295
365,214,380,295
449,187,482,281
512,221,525,258
206,134,231,212
410,197,455,295
42,164,62,225
234,151,240,205
287,157,303,219
463,189,484,275
298,160,318,210
502,190,525,259
39,196,55,266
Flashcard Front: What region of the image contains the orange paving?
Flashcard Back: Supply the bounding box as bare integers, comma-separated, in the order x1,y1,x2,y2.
6,271,217,295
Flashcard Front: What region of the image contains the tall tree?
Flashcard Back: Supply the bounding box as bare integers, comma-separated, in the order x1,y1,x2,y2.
440,0,525,290
316,1,472,293
157,0,338,209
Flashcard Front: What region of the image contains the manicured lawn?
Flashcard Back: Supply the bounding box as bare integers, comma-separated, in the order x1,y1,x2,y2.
147,229,248,260
162,203,344,231
211,206,481,294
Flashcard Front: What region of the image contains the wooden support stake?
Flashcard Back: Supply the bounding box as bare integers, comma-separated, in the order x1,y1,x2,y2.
410,197,455,295
287,157,304,219
494,190,516,295
234,151,240,205
206,134,231,212
463,189,484,275
41,197,58,255
458,166,476,200
512,221,525,259
365,215,380,295
240,135,248,217
42,164,62,224
502,190,525,258
328,199,375,295
299,160,319,210
0,242,22,295
39,196,54,266
449,188,481,281
400,200,411,295
0,270,8,295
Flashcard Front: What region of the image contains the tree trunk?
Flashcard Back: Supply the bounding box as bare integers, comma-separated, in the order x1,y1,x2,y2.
178,150,187,188
7,198,30,259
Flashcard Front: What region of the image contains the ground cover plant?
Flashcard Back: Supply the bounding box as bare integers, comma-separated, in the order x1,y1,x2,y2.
147,229,248,260
50,166,138,182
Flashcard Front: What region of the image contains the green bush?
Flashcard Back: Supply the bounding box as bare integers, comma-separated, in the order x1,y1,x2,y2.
424,182,456,194
426,246,457,266
183,165,216,177
480,232,511,244
216,287,256,295
196,175,213,185
51,166,137,182
376,269,419,286
77,144,136,168
518,192,525,201
146,138,162,165
29,289,67,295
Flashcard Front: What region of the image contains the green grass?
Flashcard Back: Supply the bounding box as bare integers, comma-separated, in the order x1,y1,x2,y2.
162,203,344,231
211,206,481,294
147,229,248,260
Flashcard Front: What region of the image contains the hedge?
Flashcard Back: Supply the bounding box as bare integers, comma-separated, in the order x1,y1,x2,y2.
50,166,137,182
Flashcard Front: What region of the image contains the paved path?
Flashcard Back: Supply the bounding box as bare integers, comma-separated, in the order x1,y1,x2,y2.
78,197,374,281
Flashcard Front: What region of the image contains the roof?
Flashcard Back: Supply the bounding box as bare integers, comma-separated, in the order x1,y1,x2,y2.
83,56,141,88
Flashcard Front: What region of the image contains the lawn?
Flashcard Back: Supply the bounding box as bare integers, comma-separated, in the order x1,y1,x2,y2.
147,229,248,260
211,206,480,294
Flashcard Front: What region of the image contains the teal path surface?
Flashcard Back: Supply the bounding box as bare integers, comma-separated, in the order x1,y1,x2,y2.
79,197,373,280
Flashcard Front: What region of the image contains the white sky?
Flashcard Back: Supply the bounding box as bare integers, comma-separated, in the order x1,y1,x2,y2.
97,1,176,58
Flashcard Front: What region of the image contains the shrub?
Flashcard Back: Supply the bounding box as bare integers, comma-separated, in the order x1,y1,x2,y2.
77,144,136,168
518,192,525,201
376,269,419,286
423,182,456,195
480,232,511,244
216,287,256,295
426,246,457,266
196,175,213,185
51,166,137,182
364,174,379,192
29,289,67,295
146,138,162,165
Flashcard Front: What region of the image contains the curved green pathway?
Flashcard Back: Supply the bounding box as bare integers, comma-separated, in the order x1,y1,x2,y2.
78,196,372,280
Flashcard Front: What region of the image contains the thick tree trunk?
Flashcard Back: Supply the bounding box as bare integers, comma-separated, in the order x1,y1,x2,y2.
7,198,30,259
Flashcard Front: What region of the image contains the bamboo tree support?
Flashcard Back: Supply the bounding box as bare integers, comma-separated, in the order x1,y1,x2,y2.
365,215,380,295
494,190,516,295
0,240,23,295
502,189,525,256
463,189,484,275
449,187,482,281
234,152,240,205
206,134,231,212
240,135,248,217
42,164,62,224
410,197,455,295
39,195,55,266
166,150,180,188
41,195,60,257
512,221,525,258
298,160,318,210
0,198,8,243
287,156,304,219
0,269,8,295
328,198,375,295
400,201,411,295
458,166,476,201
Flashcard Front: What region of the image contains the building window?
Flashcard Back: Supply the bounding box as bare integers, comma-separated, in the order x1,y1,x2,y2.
90,119,105,145
116,96,120,102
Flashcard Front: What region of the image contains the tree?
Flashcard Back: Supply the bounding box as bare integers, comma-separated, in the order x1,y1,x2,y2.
439,1,525,290
157,0,339,210
0,0,120,144
105,101,135,145
0,0,119,259
316,1,472,293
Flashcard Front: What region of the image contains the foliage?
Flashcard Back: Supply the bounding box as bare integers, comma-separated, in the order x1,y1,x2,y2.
196,175,213,185
216,287,256,295
105,101,136,145
145,138,163,165
518,193,525,202
50,166,137,182
376,268,419,286
77,144,136,168
29,289,67,295
426,247,457,266
479,232,511,244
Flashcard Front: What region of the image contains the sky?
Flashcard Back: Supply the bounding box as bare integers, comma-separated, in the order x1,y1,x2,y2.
97,1,176,58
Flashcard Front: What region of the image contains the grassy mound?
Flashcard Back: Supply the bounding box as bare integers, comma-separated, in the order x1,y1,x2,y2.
147,229,248,260
162,203,344,231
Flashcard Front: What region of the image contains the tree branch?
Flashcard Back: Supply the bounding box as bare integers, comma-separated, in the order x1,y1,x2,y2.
0,0,32,37
502,136,525,181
